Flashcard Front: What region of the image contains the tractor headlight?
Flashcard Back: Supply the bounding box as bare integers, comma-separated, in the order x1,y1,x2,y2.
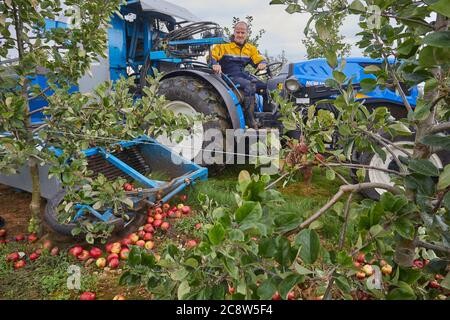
285,76,301,92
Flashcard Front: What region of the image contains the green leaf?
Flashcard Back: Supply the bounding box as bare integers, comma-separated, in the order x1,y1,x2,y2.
386,282,416,300
293,262,314,275
423,0,450,17
119,271,141,286
128,247,142,267
295,229,321,264
422,31,450,48
438,164,450,190
229,229,245,242
408,159,439,177
388,123,412,136
257,278,278,300
274,236,294,267
364,65,381,73
360,78,377,92
393,218,415,240
235,201,262,223
422,135,450,150
285,3,301,14
177,280,190,300
336,251,353,267
335,276,351,293
208,224,225,245
349,0,365,13
324,51,337,68
278,273,303,299
441,272,450,290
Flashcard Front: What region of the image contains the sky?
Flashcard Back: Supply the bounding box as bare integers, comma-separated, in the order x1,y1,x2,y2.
174,0,363,62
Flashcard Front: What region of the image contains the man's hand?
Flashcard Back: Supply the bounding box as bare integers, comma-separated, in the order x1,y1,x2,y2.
212,64,222,74
257,63,267,71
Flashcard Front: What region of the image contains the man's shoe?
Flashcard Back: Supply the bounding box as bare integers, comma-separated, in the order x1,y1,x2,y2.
244,97,258,129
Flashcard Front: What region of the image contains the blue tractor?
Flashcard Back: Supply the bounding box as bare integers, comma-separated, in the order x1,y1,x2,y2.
1,0,445,235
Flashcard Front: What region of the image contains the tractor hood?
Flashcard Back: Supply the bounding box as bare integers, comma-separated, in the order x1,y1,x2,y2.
139,0,199,22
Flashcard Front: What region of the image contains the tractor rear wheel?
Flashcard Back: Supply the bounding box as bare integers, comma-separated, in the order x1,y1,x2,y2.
158,76,231,169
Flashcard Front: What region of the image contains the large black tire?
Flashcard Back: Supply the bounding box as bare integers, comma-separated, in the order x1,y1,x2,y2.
158,76,231,171
353,135,449,201
44,191,147,237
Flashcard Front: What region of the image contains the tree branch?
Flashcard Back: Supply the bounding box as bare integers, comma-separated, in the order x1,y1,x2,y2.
416,240,450,255
285,183,402,236
427,122,450,135
326,163,407,177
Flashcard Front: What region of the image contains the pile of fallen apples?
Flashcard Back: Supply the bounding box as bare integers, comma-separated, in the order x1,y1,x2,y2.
2,228,60,270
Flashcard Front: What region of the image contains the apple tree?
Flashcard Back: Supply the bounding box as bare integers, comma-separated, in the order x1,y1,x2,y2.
0,0,191,240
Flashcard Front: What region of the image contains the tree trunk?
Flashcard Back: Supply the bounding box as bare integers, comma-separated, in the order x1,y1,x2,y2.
29,158,42,234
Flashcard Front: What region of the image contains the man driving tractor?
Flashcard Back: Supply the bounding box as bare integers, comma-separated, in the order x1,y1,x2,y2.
211,21,267,129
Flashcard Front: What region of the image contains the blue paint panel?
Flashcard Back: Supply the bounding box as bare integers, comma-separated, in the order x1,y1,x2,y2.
168,37,228,46
108,14,127,81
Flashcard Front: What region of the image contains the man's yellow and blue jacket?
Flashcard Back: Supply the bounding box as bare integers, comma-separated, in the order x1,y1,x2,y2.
211,41,266,78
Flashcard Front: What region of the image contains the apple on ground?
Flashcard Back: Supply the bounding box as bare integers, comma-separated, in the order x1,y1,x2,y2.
154,213,163,221
271,291,281,300
50,247,60,256
105,243,114,253
28,233,38,243
0,229,6,237
107,253,119,262
287,291,296,300
96,258,106,268
108,258,120,269
137,230,146,239
120,248,130,260
6,252,20,262
15,234,25,241
186,240,197,249
77,250,90,261
179,195,188,202
136,240,146,247
69,246,83,257
29,252,40,261
89,247,103,259
143,233,153,241
153,219,163,228
161,222,170,231
144,241,154,250
147,208,153,216
111,242,122,254
123,183,133,191
80,292,96,300
14,260,26,269
147,217,154,224
174,211,182,219
143,224,154,233
162,203,171,212
181,206,191,215
113,295,126,300
43,240,53,250
121,238,132,247
195,223,202,230
155,207,163,215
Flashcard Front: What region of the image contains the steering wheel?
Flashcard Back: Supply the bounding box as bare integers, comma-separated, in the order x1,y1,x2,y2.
254,62,284,78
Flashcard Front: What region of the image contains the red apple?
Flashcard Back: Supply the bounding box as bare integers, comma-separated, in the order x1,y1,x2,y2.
271,291,281,300
15,234,25,242
175,210,182,219
153,219,163,228
0,240,6,245
162,203,171,212
77,250,90,261
96,257,106,268
356,253,366,263
362,264,374,276
381,264,393,276
89,247,103,259
50,247,60,256
0,229,6,237
356,271,366,280
108,258,119,269
121,238,132,247
195,223,202,230
161,222,170,231
186,240,197,249
107,253,119,262
135,240,145,247
429,280,441,289
181,206,191,215
147,208,154,216
147,217,155,224
27,233,38,243
43,240,53,250
228,286,235,294
177,203,184,210
287,291,296,300
155,207,163,215
137,230,145,240
143,233,153,241
105,243,114,253
154,213,163,221
35,249,43,255
353,261,361,268
128,233,139,244
113,295,126,300
144,241,155,250
6,252,20,262
413,259,424,269
14,260,26,269
29,252,40,261
179,195,188,202
143,224,154,233
69,246,83,257
111,242,122,254
123,183,133,192
79,292,96,300
435,274,445,281
120,248,130,260
380,260,387,267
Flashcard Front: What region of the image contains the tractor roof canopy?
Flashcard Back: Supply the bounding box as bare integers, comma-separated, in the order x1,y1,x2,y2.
137,0,199,22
